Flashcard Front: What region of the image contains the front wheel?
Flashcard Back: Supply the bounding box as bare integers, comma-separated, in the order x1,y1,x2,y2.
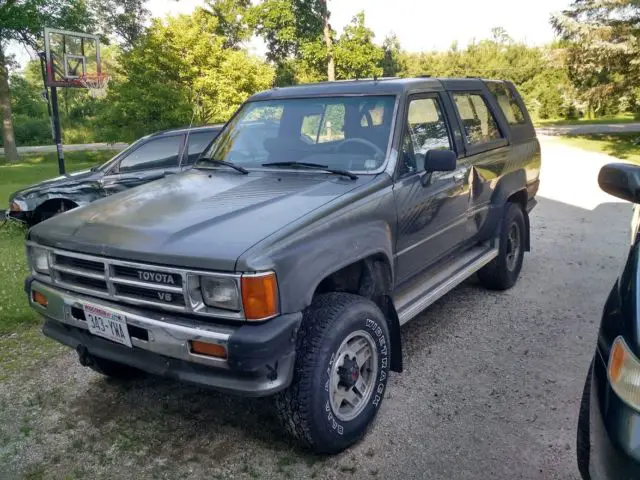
276,293,391,454
478,202,526,290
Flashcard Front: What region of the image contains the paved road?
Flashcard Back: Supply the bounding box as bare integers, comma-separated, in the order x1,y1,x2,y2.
0,142,127,155
0,137,631,479
537,123,640,136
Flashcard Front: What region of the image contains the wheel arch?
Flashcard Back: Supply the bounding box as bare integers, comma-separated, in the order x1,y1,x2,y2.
311,253,403,373
32,198,79,224
478,169,531,250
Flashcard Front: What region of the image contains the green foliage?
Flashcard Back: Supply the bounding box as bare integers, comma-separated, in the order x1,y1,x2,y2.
0,0,92,49
552,0,640,117
8,115,51,146
90,0,150,48
9,75,46,118
381,34,404,77
398,36,577,121
333,12,383,80
98,8,274,141
206,0,252,48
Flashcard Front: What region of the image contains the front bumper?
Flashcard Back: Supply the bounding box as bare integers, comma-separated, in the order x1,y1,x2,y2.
586,350,640,479
27,278,301,396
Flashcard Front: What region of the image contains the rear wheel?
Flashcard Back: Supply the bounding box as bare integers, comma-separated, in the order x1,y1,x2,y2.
478,202,526,290
276,293,391,453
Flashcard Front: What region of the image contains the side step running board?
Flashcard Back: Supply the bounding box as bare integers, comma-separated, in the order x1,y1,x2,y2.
394,246,499,325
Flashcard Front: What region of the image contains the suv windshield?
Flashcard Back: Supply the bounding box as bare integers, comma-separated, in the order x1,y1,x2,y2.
198,95,396,172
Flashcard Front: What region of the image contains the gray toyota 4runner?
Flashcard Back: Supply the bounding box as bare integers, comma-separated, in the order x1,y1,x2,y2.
25,78,540,453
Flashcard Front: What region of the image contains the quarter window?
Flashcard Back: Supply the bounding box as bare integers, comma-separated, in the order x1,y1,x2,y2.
400,97,451,176
487,82,526,125
453,93,502,145
118,135,182,172
184,131,219,165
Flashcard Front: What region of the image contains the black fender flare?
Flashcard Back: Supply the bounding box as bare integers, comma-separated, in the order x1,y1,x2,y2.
477,169,530,249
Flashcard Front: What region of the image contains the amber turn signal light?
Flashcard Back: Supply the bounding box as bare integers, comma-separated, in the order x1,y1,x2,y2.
241,272,279,321
32,291,48,307
10,201,21,212
190,340,227,359
609,338,626,384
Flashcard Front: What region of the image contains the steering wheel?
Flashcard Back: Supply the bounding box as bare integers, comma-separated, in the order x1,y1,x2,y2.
333,138,385,160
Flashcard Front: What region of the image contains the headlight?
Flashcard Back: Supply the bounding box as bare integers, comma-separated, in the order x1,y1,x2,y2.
28,246,50,275
200,276,241,311
608,336,640,410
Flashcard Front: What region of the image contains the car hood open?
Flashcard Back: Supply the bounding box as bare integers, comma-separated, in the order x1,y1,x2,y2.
29,168,370,271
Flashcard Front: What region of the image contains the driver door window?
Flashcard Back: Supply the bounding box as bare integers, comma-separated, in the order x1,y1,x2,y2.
118,135,182,173
400,97,451,177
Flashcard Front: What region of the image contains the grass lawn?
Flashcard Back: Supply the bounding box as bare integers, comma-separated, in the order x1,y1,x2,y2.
0,150,118,206
554,133,640,164
0,150,117,336
535,113,638,127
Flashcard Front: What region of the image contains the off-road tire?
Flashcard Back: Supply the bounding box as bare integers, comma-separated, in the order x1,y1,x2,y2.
275,292,391,454
577,363,592,480
89,356,143,380
478,202,526,290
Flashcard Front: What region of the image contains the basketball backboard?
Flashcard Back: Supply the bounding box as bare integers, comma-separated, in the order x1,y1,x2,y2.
44,28,103,88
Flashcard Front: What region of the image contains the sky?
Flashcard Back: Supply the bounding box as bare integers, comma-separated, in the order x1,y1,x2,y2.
149,0,572,52
9,0,572,69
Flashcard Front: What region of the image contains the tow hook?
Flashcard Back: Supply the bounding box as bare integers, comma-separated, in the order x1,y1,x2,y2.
76,344,94,367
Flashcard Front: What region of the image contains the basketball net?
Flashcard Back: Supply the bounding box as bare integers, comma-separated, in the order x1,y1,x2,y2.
79,74,110,98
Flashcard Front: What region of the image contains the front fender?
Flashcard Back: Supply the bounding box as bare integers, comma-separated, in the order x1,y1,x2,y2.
237,177,397,314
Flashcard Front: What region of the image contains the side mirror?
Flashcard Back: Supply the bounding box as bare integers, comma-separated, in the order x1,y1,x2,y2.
598,163,640,204
424,149,457,172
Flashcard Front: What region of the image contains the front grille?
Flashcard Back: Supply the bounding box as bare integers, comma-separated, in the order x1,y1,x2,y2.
115,283,185,307
36,246,244,320
50,250,189,312
55,255,104,273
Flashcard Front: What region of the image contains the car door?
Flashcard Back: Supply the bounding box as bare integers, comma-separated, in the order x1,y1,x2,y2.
393,93,472,284
101,133,185,195
448,90,509,239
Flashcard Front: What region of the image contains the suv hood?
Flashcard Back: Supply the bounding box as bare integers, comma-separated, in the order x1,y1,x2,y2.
30,168,371,271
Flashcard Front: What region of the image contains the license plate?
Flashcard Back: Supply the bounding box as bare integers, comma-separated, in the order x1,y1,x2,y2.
83,303,132,347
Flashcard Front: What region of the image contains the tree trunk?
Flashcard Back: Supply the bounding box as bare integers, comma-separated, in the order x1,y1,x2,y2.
322,1,335,81
0,44,19,162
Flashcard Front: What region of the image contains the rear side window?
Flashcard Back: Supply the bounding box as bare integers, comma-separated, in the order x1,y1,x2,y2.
453,93,502,145
185,131,218,165
487,83,526,125
118,135,182,173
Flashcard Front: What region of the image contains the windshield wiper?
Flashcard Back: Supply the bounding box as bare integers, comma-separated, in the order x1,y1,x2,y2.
262,161,358,180
196,158,249,174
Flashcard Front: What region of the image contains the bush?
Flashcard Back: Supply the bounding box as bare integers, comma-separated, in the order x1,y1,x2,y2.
4,115,52,147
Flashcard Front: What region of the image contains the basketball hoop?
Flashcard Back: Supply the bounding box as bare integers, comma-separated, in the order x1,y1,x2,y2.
79,73,110,98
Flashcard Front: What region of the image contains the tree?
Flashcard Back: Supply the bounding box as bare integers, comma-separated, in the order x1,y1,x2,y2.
0,0,91,162
552,0,640,117
333,12,383,80
249,0,332,84
90,0,150,48
381,33,403,77
205,0,252,49
99,8,274,141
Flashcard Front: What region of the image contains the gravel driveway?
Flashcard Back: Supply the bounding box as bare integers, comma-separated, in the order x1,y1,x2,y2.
0,137,631,479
